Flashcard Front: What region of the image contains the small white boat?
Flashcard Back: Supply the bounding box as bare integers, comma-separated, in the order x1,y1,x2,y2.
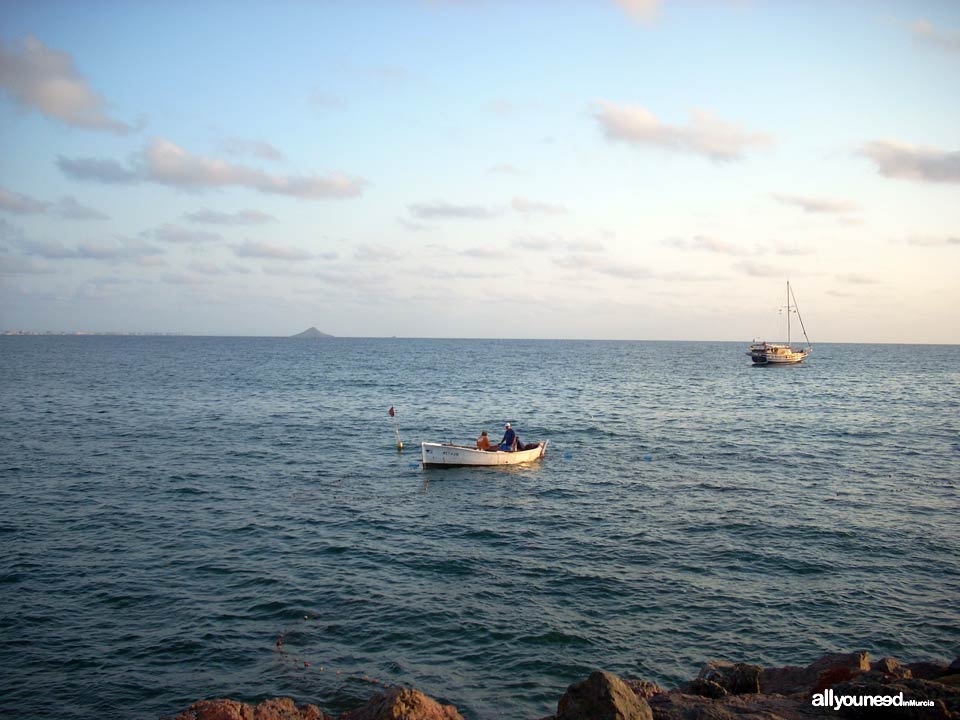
748,281,812,365
421,441,548,467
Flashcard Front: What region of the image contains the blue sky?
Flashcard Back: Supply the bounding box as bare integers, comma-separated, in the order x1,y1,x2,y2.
1,0,958,341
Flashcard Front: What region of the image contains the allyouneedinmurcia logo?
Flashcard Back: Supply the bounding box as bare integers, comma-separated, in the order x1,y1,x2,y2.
812,688,936,711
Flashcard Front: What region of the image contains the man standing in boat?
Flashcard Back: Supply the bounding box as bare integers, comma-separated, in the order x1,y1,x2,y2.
500,422,519,451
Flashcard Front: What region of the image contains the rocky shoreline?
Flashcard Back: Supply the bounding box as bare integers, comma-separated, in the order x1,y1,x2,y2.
171,650,960,719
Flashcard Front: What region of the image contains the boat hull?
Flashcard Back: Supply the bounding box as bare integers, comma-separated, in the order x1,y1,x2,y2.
748,343,809,365
421,441,548,467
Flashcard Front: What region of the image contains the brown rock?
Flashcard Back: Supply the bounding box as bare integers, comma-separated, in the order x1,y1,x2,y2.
171,697,326,720
683,678,728,699
907,662,949,680
625,679,668,700
761,651,870,695
557,670,654,720
829,677,960,719
339,687,463,720
697,661,762,695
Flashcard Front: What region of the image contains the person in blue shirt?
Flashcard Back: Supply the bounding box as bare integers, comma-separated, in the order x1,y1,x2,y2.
499,422,518,451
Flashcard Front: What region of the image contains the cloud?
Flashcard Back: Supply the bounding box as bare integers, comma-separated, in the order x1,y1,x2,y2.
408,201,501,220
0,36,133,133
183,208,276,225
232,240,313,260
354,243,403,262
615,0,661,24
859,140,960,183
554,253,650,279
511,196,567,215
514,234,605,253
594,102,772,161
221,138,284,161
772,194,860,215
76,237,164,264
55,196,109,220
904,235,960,247
57,138,368,198
188,262,226,275
398,217,429,232
663,235,752,255
734,260,784,277
489,164,520,174
16,237,80,259
908,19,960,53
0,186,108,220
57,155,141,183
0,255,57,275
836,273,878,285
150,223,223,244
0,187,48,214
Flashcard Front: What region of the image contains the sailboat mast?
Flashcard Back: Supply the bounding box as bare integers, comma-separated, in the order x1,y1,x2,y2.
787,280,791,345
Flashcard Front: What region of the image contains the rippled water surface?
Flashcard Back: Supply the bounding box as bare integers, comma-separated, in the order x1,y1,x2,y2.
1,337,958,719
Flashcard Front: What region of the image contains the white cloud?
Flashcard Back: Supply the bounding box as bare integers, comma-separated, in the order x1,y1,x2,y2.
221,138,284,161
735,260,784,277
0,187,48,214
183,208,276,225
594,102,772,161
489,164,520,175
150,224,223,244
511,196,567,215
772,194,860,215
354,243,403,262
859,140,960,183
904,236,960,247
0,187,108,220
58,138,368,199
615,0,661,24
0,36,133,133
408,201,501,220
908,19,960,53
836,273,879,285
232,240,313,260
55,196,109,220
76,237,164,263
663,235,752,256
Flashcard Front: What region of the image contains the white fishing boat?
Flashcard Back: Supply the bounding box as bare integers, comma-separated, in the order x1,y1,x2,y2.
748,281,812,365
421,441,548,467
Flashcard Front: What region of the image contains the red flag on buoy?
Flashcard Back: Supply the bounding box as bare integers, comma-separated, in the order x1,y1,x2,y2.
389,406,395,417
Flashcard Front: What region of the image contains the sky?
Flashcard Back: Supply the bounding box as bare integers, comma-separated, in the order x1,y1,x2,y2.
1,0,958,342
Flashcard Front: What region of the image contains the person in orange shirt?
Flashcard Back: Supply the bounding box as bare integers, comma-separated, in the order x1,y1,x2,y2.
476,430,493,450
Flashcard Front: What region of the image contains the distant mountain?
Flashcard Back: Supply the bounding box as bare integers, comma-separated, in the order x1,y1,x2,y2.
291,326,333,338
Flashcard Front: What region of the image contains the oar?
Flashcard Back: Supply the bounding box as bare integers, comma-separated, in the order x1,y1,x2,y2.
388,406,404,451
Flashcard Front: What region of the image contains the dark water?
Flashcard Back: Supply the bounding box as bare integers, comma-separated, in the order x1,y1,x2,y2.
1,337,958,719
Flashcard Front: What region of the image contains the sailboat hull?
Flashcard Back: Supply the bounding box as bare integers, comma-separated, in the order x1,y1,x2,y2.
748,343,809,364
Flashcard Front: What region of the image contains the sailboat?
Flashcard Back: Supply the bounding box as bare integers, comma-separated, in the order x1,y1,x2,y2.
747,281,812,365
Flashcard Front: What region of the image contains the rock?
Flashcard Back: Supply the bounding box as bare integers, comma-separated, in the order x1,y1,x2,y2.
907,662,950,680
950,658,960,675
869,657,912,679
682,679,728,699
830,677,960,719
339,687,463,720
171,697,326,720
557,670,654,720
625,679,667,700
696,661,762,695
761,651,870,695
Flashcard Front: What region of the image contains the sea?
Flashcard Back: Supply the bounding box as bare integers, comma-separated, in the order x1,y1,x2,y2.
1,337,958,719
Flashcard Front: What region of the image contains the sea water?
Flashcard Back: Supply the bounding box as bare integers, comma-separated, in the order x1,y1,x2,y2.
1,337,957,719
